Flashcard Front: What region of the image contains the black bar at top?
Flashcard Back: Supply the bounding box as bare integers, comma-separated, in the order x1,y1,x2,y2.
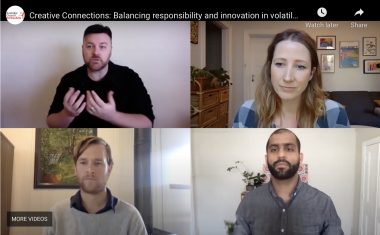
2,4,379,21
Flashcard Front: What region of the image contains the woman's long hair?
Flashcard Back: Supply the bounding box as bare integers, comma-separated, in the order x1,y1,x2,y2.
255,29,326,127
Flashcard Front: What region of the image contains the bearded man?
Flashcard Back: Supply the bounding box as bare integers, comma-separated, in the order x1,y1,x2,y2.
233,128,344,235
47,24,154,127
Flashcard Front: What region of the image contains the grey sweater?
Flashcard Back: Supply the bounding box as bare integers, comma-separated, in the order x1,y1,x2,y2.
43,199,148,235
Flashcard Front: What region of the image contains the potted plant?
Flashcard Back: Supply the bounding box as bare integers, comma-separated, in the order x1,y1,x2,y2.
190,66,214,91
227,161,266,191
224,220,234,235
209,67,232,88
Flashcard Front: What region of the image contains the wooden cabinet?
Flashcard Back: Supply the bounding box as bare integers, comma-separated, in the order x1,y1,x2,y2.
1,132,14,235
191,87,229,127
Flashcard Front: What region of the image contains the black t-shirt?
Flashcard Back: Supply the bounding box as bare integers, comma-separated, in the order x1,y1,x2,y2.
48,61,155,127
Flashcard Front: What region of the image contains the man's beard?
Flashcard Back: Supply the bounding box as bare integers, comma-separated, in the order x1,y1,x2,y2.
83,52,111,72
267,159,300,180
78,178,105,194
86,57,109,72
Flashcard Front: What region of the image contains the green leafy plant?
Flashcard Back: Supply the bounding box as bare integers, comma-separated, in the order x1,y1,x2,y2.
190,66,215,91
224,220,234,235
227,161,266,189
191,66,231,88
208,67,231,87
190,66,214,81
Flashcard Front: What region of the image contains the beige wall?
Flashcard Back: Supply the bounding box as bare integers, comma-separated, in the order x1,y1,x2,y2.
192,128,380,235
0,128,134,235
191,21,206,69
1,21,190,128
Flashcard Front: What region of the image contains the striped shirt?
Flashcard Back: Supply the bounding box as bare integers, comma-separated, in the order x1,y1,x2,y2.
232,99,350,128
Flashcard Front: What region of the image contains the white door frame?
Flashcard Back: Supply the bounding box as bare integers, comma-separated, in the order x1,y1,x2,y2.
359,136,380,235
243,31,274,101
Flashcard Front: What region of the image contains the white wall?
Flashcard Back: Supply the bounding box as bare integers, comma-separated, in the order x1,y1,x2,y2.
151,128,192,235
0,128,134,235
192,129,360,235
1,21,190,127
353,128,380,234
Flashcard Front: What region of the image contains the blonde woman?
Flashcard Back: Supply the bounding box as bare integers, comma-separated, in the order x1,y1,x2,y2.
233,29,349,128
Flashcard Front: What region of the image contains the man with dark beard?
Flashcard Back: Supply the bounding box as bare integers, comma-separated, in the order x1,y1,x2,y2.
43,136,147,235
233,128,344,235
47,24,154,127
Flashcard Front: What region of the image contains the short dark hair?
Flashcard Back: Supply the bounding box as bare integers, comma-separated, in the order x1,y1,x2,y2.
266,128,301,153
73,136,113,166
84,24,112,39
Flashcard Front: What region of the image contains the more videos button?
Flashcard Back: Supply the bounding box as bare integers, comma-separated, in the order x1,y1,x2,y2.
7,211,52,226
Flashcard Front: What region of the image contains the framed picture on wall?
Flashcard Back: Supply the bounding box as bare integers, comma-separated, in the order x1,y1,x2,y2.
363,37,377,56
339,41,359,68
321,54,335,73
316,36,336,50
191,21,199,44
363,59,380,74
34,128,97,188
